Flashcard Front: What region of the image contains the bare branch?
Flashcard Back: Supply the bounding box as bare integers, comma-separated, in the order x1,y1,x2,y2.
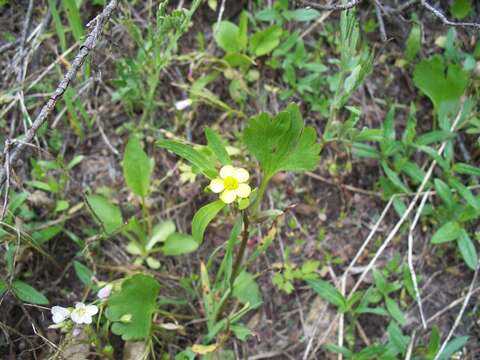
0,0,119,190
422,0,480,29
299,0,363,11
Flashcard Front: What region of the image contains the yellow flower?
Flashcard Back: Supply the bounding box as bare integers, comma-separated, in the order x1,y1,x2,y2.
210,165,251,204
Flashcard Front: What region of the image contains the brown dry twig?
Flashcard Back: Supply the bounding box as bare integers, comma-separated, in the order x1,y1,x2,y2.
0,0,119,192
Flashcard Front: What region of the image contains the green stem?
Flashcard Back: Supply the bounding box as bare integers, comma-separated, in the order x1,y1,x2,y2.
251,175,270,217
141,196,152,236
215,212,250,321
230,212,250,289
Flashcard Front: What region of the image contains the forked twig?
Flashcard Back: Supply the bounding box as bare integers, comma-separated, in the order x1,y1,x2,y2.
0,0,118,191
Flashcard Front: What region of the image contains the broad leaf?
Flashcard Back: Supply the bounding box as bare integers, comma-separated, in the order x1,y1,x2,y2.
233,271,262,306
192,200,226,244
413,55,467,116
105,274,160,341
214,21,243,53
157,140,218,179
12,281,49,305
146,221,176,250
450,0,471,19
243,103,320,179
249,25,282,57
123,135,153,197
162,233,199,256
86,194,123,235
431,221,462,244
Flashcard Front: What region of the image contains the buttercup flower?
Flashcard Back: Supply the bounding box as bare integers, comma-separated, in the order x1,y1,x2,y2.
51,306,71,324
210,165,251,204
70,303,98,325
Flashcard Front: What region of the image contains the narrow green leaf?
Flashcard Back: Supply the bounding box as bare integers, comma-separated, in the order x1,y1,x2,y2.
405,23,421,62
157,140,218,179
61,0,84,42
162,233,199,256
437,336,469,360
0,280,7,297
415,130,454,146
283,9,320,22
448,177,480,210
427,326,441,356
434,179,454,208
457,230,478,270
73,261,94,287
13,281,49,305
205,128,230,165
431,221,462,244
387,321,409,353
385,297,406,326
86,194,123,235
192,200,225,244
353,142,380,159
382,163,410,193
48,0,67,52
123,135,153,197
452,162,480,177
306,279,346,310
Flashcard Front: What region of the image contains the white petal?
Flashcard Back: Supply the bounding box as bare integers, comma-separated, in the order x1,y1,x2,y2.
234,168,249,183
75,302,85,309
174,98,192,111
220,190,237,204
209,178,224,193
219,165,235,179
81,316,93,325
235,184,251,198
51,306,70,324
86,305,98,316
70,311,83,324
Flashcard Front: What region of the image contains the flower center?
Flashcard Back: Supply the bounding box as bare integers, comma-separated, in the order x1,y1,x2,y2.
75,307,86,317
223,176,239,190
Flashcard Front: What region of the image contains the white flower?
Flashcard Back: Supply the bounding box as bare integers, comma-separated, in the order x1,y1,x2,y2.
210,165,251,204
51,306,71,324
97,284,112,299
174,98,192,111
70,303,98,325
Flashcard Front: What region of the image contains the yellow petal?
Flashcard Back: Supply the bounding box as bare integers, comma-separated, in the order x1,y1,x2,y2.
209,178,224,193
234,167,249,183
219,165,235,179
235,183,251,198
220,190,237,204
